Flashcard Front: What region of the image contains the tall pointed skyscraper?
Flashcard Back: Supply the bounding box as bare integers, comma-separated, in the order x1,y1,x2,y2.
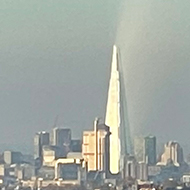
105,45,121,174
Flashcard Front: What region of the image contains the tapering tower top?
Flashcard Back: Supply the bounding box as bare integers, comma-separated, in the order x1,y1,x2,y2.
111,45,119,72
105,44,121,174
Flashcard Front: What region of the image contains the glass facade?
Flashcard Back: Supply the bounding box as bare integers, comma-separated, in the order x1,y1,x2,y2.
59,163,78,180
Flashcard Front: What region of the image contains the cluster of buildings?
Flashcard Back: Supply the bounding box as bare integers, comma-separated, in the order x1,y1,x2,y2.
0,126,189,190
33,127,86,185
130,136,187,183
0,46,190,190
0,128,84,187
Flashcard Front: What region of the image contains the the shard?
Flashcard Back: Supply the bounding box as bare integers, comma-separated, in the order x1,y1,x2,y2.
105,45,121,174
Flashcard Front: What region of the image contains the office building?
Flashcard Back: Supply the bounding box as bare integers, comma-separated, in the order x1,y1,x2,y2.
51,128,71,152
4,151,23,165
124,155,137,179
33,131,49,159
134,136,145,162
37,166,55,180
144,136,156,165
148,165,161,178
70,139,82,152
55,158,87,185
42,145,62,167
15,164,35,180
82,118,110,173
137,162,148,181
105,45,121,174
0,165,5,176
158,141,184,167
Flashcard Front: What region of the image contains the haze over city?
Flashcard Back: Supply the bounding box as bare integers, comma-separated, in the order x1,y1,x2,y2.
1,0,190,156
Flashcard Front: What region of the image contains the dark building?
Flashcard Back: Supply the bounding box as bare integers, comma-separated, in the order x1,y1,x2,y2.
34,131,50,159
4,151,23,165
144,136,156,165
70,140,82,152
51,128,71,147
51,128,71,155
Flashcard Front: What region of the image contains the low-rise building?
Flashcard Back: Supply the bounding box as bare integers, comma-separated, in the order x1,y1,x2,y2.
4,151,23,165
137,162,148,181
42,145,62,167
15,164,35,180
55,158,87,186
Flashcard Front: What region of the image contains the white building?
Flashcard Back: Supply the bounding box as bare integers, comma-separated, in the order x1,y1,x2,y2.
157,141,184,167
42,145,62,167
82,118,110,174
105,45,121,174
182,174,190,184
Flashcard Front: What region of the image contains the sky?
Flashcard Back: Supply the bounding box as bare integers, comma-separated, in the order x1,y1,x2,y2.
0,0,119,152
116,0,190,154
0,0,190,155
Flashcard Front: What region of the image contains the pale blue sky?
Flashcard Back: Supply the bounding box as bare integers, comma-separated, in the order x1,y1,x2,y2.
0,0,119,152
117,0,190,154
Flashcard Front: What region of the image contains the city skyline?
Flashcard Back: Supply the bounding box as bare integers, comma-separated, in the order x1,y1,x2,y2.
0,1,190,189
0,0,190,156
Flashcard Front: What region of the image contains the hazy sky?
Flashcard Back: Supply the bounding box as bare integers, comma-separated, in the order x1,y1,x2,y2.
0,0,119,152
0,0,190,154
116,0,190,154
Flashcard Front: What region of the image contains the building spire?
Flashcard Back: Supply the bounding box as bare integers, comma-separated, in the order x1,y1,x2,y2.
105,45,121,174
111,45,118,72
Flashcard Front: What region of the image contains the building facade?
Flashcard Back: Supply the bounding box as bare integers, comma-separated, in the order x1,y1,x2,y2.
4,151,23,165
137,162,148,181
70,139,82,152
125,155,137,179
51,128,71,152
34,131,49,159
82,118,110,174
144,136,156,165
42,145,62,167
134,137,145,162
55,158,87,185
158,141,184,167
